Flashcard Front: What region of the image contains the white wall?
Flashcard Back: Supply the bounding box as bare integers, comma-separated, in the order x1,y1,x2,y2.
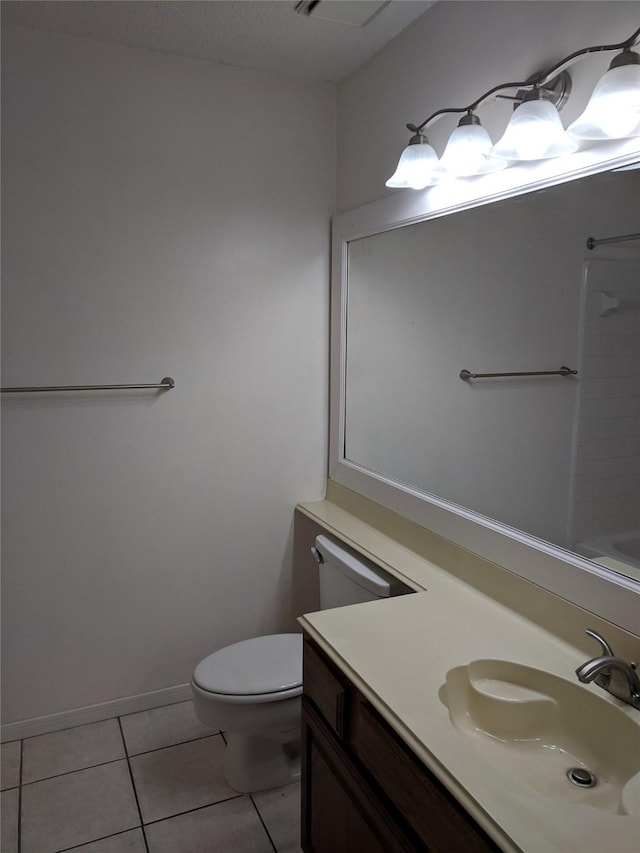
1,26,334,725
337,1,640,212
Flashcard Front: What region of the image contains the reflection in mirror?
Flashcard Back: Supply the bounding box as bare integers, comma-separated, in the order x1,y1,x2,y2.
345,168,639,583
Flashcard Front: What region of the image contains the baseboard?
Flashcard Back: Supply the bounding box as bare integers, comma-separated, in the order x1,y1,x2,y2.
1,683,193,742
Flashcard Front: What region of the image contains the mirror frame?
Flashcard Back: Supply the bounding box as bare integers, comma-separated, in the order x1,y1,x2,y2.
330,140,640,634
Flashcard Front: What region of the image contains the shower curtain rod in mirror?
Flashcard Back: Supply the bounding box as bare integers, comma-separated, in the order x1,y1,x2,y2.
586,231,640,249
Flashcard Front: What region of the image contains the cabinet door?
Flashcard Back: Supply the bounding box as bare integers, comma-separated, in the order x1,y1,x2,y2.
351,698,500,853
302,699,415,853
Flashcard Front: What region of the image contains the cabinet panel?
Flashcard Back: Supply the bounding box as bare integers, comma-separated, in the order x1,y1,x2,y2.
303,638,347,738
302,698,415,853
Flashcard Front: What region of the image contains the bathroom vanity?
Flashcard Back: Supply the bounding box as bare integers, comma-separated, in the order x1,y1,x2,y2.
297,487,640,853
301,635,499,852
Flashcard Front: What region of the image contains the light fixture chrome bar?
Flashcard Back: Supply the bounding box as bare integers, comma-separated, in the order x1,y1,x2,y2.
460,367,577,381
410,26,640,134
1,377,175,393
586,231,640,250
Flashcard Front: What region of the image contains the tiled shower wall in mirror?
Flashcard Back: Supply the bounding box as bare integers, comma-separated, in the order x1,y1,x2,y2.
570,258,640,580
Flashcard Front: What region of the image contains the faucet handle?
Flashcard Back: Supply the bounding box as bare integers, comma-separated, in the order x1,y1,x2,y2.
584,628,614,657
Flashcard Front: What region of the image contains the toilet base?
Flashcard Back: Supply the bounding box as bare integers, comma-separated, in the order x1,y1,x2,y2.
224,731,301,793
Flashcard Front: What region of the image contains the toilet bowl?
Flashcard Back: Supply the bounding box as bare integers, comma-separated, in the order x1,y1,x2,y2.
190,633,303,793
191,536,410,793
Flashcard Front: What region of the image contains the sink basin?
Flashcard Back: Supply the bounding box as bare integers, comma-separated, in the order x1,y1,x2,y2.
439,659,640,815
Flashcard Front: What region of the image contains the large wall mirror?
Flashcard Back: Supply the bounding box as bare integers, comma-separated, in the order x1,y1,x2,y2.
330,148,640,631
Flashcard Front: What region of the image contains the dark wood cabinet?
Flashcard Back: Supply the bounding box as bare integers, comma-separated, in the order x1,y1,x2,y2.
301,635,501,853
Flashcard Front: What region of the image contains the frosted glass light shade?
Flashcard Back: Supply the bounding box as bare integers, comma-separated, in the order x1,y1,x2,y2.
385,140,439,189
491,99,578,161
438,122,507,177
568,64,640,139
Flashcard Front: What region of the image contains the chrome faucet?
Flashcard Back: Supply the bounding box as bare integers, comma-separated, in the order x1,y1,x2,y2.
575,629,640,711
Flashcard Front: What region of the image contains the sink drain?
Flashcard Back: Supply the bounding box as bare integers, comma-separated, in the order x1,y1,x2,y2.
567,767,597,788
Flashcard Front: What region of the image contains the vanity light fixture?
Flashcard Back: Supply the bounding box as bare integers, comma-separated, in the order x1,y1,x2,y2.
491,81,578,161
568,48,640,139
437,113,507,177
385,131,439,188
387,26,640,190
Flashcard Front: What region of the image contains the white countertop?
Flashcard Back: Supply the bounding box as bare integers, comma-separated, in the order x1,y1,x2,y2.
298,504,640,853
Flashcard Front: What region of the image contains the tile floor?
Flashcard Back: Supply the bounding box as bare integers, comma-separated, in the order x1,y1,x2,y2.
1,701,301,853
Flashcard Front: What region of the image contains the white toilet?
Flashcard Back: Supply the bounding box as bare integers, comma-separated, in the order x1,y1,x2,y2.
191,535,409,793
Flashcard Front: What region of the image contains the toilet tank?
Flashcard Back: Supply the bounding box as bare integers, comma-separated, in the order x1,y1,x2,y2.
313,535,411,610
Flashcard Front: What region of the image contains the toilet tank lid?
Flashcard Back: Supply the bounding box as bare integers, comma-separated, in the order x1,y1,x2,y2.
192,633,302,696
315,535,406,597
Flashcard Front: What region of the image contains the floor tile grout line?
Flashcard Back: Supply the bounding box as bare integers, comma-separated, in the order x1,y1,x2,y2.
55,826,146,853
141,792,246,828
117,717,150,853
18,738,23,853
15,699,194,743
249,795,279,853
20,755,128,788
18,716,125,742
125,732,220,759
118,698,193,721
18,732,222,787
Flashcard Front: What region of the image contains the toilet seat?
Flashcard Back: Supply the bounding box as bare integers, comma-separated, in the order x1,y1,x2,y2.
192,633,302,703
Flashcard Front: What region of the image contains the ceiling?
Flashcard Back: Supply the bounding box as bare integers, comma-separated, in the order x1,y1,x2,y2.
1,0,437,83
